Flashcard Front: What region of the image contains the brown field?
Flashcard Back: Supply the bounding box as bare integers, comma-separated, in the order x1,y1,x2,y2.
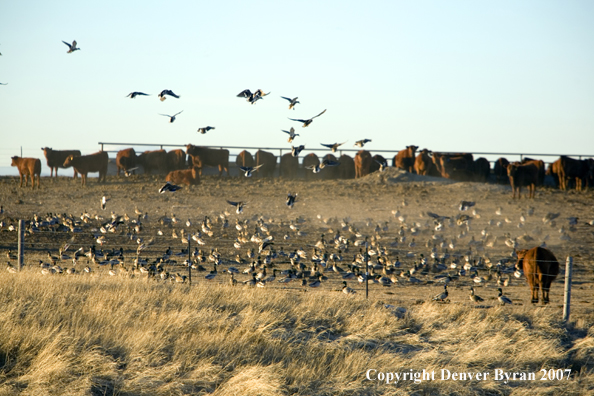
0,169,593,395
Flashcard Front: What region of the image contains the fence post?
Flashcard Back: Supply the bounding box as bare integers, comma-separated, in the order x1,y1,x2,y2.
563,257,573,322
18,219,25,270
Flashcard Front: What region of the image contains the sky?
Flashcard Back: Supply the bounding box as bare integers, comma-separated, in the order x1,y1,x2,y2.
1,0,593,175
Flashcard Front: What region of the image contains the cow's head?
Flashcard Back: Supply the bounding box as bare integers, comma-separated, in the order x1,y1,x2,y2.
63,155,74,167
515,249,528,271
10,156,19,166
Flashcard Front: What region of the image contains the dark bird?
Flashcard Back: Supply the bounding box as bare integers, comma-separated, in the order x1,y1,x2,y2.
289,109,327,127
158,90,180,101
282,127,299,143
227,200,246,214
0,83,7,85
320,158,340,168
240,164,263,177
126,92,150,98
459,201,475,211
237,89,270,105
469,287,484,303
354,139,372,147
281,96,300,110
375,158,388,172
498,288,512,305
62,40,80,53
432,285,448,301
159,110,183,123
259,240,274,253
159,182,182,193
320,142,347,153
236,89,253,98
291,145,305,157
197,126,215,134
286,193,297,208
124,167,139,177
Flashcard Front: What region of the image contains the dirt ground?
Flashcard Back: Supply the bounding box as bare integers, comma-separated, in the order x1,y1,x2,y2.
1,168,593,315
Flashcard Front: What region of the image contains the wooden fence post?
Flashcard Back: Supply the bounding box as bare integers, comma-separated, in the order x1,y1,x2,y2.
18,219,25,270
563,257,573,322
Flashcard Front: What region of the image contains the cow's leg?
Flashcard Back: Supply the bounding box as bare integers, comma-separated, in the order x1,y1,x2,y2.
31,174,36,189
218,165,222,177
37,174,40,189
81,173,87,186
531,285,539,304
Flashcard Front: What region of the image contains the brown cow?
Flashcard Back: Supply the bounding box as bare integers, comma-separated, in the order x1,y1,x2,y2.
166,167,200,186
321,154,340,179
255,150,277,178
185,145,230,177
41,148,81,178
116,148,137,176
236,150,254,169
546,159,562,188
438,154,474,181
302,153,321,180
473,157,491,183
11,156,41,189
138,150,167,174
493,157,510,185
63,151,108,186
279,153,299,179
414,149,437,176
431,152,474,179
521,158,545,186
354,150,372,178
515,247,559,304
557,156,590,191
392,145,418,173
508,162,538,199
337,154,355,179
167,149,186,171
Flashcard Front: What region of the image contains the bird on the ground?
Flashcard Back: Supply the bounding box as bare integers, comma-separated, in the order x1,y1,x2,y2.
227,200,246,214
320,142,347,153
158,90,180,101
498,288,512,305
291,145,305,157
469,287,484,303
259,240,274,253
289,109,326,127
62,40,80,53
432,285,448,301
282,127,299,143
101,196,108,210
197,126,215,134
354,139,372,147
159,110,183,123
459,201,475,211
159,182,182,193
342,281,356,295
286,193,297,209
240,164,263,177
281,96,300,110
126,92,149,98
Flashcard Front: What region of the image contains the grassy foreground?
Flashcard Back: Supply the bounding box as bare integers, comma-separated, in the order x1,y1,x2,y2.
0,272,593,396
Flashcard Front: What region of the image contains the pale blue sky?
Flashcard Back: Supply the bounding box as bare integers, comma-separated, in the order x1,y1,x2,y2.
1,1,593,175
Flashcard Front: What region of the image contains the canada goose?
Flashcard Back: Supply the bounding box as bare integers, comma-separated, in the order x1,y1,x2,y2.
342,281,356,295
309,275,323,288
126,91,149,98
159,182,182,193
227,200,246,214
289,109,326,127
282,127,299,143
459,201,475,211
354,139,371,147
239,164,263,177
205,264,218,280
432,285,448,301
291,145,305,157
159,110,183,123
375,157,388,172
498,288,512,305
469,287,484,303
197,126,215,134
62,40,80,53
281,96,300,110
158,89,180,101
286,193,297,209
320,142,346,153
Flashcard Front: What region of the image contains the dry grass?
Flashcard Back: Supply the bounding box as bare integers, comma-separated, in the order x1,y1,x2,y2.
0,271,593,396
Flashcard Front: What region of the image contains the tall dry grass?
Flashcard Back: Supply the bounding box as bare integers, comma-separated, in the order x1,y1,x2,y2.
0,270,593,396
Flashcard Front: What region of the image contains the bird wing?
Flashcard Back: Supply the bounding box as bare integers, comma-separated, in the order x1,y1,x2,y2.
288,118,307,123
237,89,252,98
72,40,77,47
281,96,292,102
173,110,183,117
240,166,251,172
312,109,327,119
227,200,239,206
62,41,72,48
253,164,264,170
159,114,171,117
320,143,334,149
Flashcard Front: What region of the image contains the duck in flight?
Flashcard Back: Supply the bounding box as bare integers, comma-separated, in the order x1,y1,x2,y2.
375,157,388,172
286,193,297,208
240,164,263,177
159,110,183,123
227,200,246,214
291,145,305,157
281,96,300,110
289,109,326,127
306,158,340,173
354,139,372,148
282,127,299,143
126,92,150,98
197,126,215,134
237,89,270,105
320,141,346,153
159,182,183,193
158,89,180,101
62,40,80,53
124,167,138,177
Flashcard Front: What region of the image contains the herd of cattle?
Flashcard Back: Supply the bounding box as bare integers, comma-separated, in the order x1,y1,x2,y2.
9,145,594,195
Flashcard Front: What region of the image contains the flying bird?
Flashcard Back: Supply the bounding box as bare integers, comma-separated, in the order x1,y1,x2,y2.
62,40,80,53
286,193,297,208
320,158,340,168
282,127,299,143
354,139,372,147
159,110,183,123
227,200,246,214
237,89,269,105
0,83,7,85
158,89,180,101
126,92,150,98
159,182,182,193
375,158,388,172
240,164,263,177
288,109,327,127
320,141,347,153
291,145,305,157
259,240,274,253
124,167,138,177
281,96,300,110
197,126,215,134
